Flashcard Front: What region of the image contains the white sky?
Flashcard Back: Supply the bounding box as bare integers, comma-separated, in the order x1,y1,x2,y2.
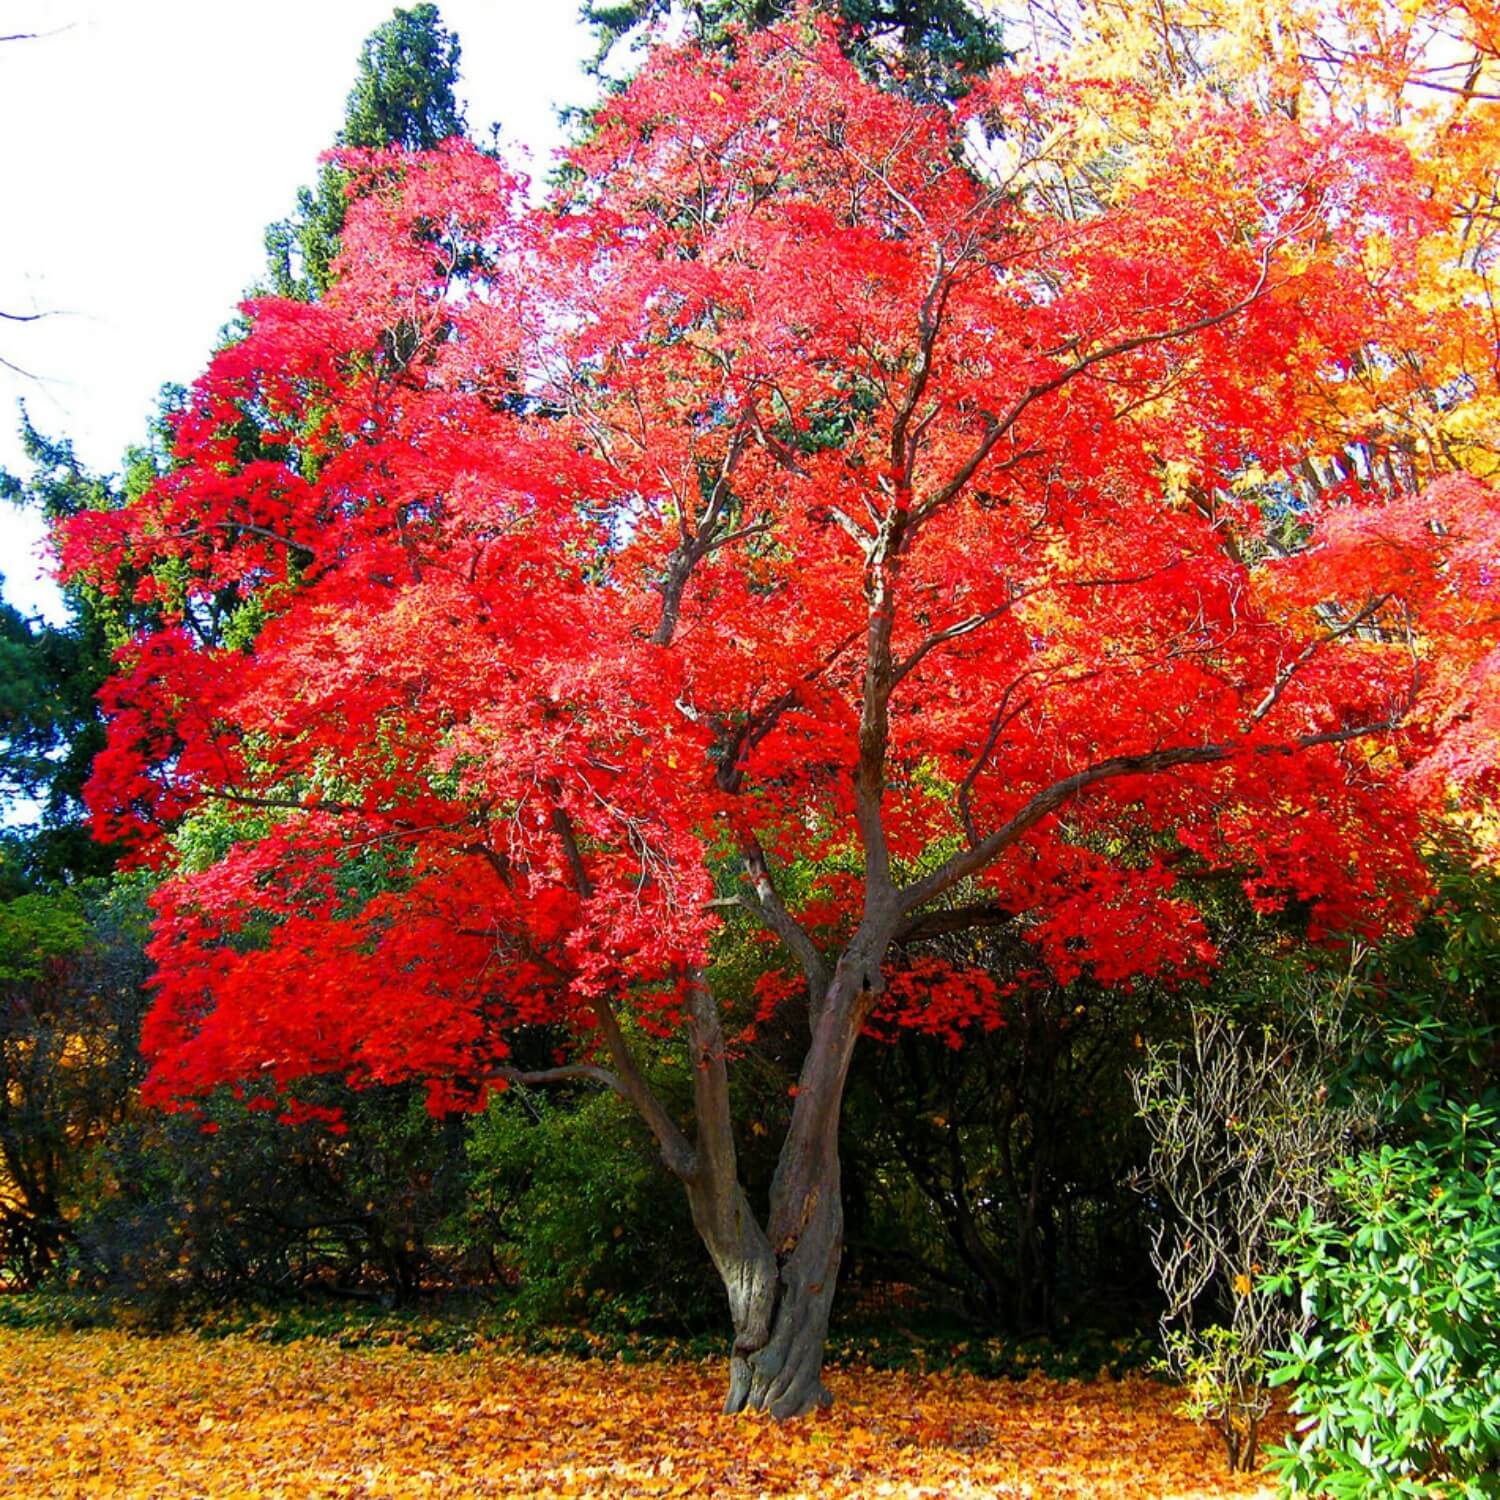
0,0,600,622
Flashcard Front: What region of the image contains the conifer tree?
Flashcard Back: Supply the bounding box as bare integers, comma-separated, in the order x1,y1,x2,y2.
265,4,467,300
581,0,1006,97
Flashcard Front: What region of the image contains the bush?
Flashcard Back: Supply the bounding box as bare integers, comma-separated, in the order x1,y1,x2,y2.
1131,993,1365,1471
0,880,148,1287
1267,1100,1500,1498
458,1086,719,1333
844,968,1165,1334
70,1083,469,1318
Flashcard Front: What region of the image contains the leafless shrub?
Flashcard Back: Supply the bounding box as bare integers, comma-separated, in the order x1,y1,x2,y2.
1131,975,1367,1471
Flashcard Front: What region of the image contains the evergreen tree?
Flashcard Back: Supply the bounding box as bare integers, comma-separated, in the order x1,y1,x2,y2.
581,0,1006,98
265,4,467,300
0,402,178,892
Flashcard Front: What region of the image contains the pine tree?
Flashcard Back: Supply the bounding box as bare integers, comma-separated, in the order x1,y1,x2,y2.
264,4,467,300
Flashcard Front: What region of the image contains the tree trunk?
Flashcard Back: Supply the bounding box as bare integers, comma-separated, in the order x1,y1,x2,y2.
663,942,884,1419
722,1163,843,1418
687,1079,849,1420
718,962,874,1418
685,1159,842,1419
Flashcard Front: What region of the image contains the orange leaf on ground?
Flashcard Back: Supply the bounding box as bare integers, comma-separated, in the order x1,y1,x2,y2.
0,1329,1279,1498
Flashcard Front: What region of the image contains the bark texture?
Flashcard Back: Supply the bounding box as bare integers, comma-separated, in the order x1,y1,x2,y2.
702,965,875,1417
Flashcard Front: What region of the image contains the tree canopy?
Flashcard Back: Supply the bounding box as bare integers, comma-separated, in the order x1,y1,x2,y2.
60,8,1500,1415
582,0,1008,96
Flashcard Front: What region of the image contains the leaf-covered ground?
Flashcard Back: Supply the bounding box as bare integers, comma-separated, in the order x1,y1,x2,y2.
0,1329,1276,1497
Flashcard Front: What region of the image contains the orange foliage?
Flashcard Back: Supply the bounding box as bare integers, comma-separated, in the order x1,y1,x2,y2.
0,1330,1278,1498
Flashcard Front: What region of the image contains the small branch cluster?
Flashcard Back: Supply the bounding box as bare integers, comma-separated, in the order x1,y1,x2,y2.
1131,980,1368,1471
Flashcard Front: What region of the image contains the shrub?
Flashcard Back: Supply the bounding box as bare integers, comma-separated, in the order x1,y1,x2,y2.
1267,1100,1500,1498
1132,995,1365,1471
70,1083,469,1317
0,880,148,1287
458,1086,719,1333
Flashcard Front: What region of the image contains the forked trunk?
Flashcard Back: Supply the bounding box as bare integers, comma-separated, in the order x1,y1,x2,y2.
686,1095,847,1420
690,965,872,1419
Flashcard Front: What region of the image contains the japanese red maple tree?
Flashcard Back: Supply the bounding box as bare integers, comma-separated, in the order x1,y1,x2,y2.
66,17,1500,1415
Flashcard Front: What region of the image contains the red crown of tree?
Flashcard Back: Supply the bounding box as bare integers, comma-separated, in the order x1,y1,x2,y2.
64,19,1499,1123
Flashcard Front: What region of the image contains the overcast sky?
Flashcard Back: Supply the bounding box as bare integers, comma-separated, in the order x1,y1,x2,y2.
0,1,601,621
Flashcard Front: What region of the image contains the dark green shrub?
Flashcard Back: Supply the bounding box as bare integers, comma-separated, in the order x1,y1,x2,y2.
1267,1100,1500,1497
458,1086,719,1333
844,972,1165,1334
0,880,148,1287
70,1082,468,1318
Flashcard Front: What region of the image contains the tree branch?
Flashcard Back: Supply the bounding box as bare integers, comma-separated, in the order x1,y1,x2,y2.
893,599,1019,686
903,714,1407,913
493,1063,628,1095
918,243,1276,520
738,836,829,1008
587,991,696,1179
1252,594,1390,722
548,790,594,900
894,902,1016,944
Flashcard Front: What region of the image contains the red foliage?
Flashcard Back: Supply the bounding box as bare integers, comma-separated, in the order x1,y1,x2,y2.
64,18,1500,1113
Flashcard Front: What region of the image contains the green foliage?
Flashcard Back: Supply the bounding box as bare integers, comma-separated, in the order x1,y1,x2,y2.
0,879,149,1286
0,889,86,983
458,1085,718,1333
1164,1324,1269,1468
340,3,465,150
1335,837,1500,1121
1267,1101,1500,1498
70,1083,469,1318
581,0,1007,99
264,4,466,300
0,400,180,888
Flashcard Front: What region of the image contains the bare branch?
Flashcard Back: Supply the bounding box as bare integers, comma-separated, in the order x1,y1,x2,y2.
739,836,829,1008
493,1063,628,1096
1252,593,1390,722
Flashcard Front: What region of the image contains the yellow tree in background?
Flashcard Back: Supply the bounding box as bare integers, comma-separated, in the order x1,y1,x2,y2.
984,0,1500,486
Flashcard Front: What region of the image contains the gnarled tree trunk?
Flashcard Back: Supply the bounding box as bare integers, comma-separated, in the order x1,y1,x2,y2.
684,961,874,1418
723,1179,842,1417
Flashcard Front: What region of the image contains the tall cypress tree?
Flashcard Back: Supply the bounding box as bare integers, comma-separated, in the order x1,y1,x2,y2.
265,4,467,300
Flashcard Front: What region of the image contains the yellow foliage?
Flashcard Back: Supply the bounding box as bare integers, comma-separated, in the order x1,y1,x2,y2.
983,0,1500,481
0,1329,1279,1498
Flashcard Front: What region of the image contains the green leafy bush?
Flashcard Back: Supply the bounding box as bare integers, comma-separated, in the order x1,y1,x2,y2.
1267,1100,1500,1497
458,1086,719,1334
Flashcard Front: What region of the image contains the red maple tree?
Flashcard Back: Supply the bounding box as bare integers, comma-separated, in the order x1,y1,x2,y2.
66,18,1500,1414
